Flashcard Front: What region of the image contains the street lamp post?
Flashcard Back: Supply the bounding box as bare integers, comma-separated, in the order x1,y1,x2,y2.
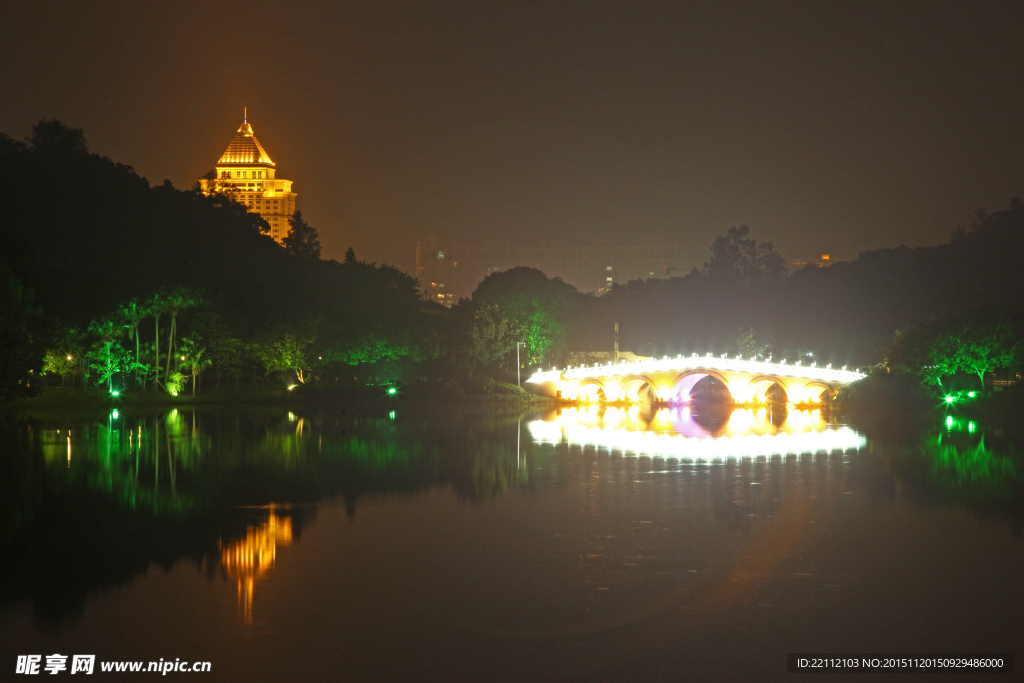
517,342,521,386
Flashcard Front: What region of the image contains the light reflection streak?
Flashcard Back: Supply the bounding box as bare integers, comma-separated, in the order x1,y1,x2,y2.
220,506,293,625
528,407,864,460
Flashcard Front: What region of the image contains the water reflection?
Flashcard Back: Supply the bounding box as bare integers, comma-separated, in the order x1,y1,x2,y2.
873,413,1021,518
529,405,866,459
0,407,532,624
220,505,293,624
2,403,1022,632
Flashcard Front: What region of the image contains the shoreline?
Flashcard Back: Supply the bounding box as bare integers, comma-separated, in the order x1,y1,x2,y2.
2,384,565,410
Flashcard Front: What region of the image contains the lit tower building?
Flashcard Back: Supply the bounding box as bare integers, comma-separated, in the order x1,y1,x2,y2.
201,112,297,244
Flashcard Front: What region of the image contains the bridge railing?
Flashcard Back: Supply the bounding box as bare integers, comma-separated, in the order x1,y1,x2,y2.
526,353,866,385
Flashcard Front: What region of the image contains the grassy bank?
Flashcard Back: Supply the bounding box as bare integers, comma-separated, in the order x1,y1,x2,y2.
6,378,562,409
835,373,1024,433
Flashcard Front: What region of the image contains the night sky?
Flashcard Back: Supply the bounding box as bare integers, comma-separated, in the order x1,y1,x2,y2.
4,1,1024,271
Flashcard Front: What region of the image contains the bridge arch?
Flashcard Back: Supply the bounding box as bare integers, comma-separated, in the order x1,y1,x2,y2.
798,381,835,403
746,375,790,403
667,370,735,404
577,379,608,402
616,375,659,403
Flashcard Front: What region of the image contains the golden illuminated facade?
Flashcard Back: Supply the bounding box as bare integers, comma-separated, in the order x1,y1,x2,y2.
201,113,297,244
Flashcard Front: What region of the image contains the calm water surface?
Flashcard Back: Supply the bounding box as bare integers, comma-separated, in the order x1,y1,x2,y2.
1,404,1021,681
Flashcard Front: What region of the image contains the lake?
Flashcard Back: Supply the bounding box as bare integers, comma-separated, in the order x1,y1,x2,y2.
1,404,1021,681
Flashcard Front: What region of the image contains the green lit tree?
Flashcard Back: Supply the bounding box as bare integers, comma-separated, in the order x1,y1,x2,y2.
41,325,84,387
118,297,147,387
162,287,203,389
87,316,121,392
932,312,1017,389
888,310,1019,389
178,333,212,397
41,348,77,387
471,267,577,366
255,328,315,384
90,344,146,392
457,303,525,378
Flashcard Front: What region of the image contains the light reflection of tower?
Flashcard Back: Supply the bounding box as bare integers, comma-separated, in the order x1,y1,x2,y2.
220,505,293,624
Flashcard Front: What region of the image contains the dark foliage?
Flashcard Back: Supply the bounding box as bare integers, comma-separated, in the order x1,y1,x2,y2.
597,208,1024,367
0,121,423,397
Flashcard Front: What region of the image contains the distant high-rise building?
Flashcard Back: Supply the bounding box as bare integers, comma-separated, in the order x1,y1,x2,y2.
200,113,297,245
416,236,690,306
791,254,844,270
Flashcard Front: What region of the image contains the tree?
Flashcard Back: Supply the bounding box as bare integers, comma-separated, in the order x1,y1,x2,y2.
90,343,145,391
178,333,212,397
42,348,78,387
194,168,238,198
344,247,357,265
727,326,769,358
87,315,120,392
255,328,315,384
703,225,787,285
888,310,1019,389
162,287,202,388
0,266,46,400
933,311,1017,388
455,303,525,378
147,291,166,390
29,119,88,156
41,326,83,387
471,267,578,366
118,297,147,387
282,211,321,261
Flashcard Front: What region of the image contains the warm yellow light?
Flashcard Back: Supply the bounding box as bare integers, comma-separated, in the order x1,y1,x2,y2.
220,508,293,625
67,355,72,360
287,385,297,391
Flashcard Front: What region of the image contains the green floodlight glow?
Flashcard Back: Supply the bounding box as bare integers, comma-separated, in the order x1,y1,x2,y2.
389,410,396,419
111,390,120,397
968,421,976,433
387,387,397,395
944,395,955,403
111,409,119,419
968,391,976,398
946,415,954,428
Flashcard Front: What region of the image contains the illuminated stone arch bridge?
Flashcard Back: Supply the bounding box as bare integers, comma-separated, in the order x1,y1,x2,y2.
525,353,865,405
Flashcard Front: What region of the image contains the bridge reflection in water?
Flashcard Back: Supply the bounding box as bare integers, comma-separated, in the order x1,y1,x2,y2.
528,405,866,460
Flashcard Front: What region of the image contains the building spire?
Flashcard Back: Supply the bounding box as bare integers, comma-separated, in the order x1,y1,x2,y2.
244,106,247,124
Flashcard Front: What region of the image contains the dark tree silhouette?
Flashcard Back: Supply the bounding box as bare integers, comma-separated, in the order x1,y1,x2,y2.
282,210,321,261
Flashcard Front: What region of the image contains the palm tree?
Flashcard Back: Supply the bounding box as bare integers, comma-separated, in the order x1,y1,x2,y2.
118,298,147,388
147,291,167,390
178,333,212,397
163,288,195,386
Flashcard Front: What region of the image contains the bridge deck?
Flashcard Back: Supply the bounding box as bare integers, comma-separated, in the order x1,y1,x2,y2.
527,353,864,385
